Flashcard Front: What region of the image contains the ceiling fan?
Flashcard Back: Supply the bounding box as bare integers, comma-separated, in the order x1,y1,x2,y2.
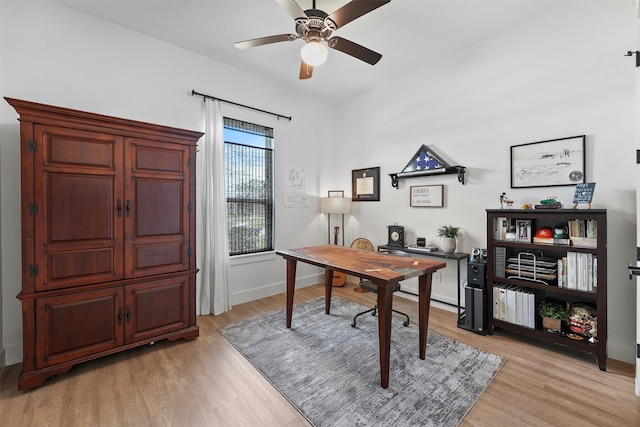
234,0,391,79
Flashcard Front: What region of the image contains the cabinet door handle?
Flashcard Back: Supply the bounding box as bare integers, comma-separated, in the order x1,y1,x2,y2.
117,307,123,326
125,199,131,218
126,306,131,324
116,199,123,218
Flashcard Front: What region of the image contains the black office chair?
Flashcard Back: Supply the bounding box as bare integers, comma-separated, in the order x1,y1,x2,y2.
351,249,411,328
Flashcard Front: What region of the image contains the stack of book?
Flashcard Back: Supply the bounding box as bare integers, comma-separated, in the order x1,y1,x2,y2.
493,217,513,241
557,251,597,291
568,219,597,248
492,283,535,328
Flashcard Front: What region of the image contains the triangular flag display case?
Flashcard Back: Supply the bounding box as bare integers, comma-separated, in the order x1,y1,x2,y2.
389,145,465,188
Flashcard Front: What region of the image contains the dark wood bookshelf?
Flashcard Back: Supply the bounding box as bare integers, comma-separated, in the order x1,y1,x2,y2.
486,209,607,371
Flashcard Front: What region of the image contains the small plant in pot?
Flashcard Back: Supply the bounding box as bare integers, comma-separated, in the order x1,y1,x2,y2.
537,300,567,331
437,224,460,253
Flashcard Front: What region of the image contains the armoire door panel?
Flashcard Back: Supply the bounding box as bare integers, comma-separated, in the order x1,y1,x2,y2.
125,276,189,343
44,247,117,290
130,141,185,175
45,131,116,169
134,179,183,236
35,287,125,369
134,242,184,270
33,125,125,291
125,139,190,277
47,173,114,242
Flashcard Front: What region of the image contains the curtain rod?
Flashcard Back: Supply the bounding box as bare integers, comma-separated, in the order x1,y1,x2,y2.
191,89,292,121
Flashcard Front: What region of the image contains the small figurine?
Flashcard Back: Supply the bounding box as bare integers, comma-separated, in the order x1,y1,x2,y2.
499,192,513,209
521,203,533,210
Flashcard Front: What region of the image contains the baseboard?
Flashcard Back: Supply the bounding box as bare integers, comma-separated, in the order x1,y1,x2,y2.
231,272,324,306
607,336,636,365
396,290,458,313
3,341,22,366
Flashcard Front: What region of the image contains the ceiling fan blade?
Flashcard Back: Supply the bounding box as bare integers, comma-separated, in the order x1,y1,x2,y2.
234,34,297,49
327,0,390,29
275,0,307,20
299,60,313,79
328,36,382,65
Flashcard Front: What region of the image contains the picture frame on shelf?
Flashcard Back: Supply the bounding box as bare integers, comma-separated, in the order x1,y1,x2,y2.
352,167,380,201
510,135,585,188
516,219,532,243
410,184,444,207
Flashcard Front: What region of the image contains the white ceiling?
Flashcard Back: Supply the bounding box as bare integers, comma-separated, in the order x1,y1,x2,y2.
52,0,567,104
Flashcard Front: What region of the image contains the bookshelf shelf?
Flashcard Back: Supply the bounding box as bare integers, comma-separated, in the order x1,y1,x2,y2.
486,209,607,371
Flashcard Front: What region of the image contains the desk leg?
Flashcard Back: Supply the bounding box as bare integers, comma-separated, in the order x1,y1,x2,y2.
324,269,333,314
418,273,433,360
377,282,393,389
285,259,297,328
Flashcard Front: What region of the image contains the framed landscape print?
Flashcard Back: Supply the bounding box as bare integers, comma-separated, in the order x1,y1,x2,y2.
510,135,585,188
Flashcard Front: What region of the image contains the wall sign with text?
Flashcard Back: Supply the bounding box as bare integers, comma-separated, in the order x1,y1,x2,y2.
410,185,444,207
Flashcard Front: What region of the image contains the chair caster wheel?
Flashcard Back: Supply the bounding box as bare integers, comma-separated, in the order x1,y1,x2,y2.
403,321,409,327
351,322,356,328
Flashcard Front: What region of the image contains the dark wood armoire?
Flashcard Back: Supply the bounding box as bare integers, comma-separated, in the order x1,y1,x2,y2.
5,98,202,390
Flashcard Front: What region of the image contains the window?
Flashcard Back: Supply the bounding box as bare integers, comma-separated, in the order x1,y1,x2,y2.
223,118,274,255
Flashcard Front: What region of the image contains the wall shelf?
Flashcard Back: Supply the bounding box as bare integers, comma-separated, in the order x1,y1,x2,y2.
389,166,466,188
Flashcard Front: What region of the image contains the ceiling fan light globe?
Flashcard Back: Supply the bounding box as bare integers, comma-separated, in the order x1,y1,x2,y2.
301,41,328,66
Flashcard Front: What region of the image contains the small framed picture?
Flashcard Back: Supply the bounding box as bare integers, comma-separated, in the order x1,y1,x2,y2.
516,220,532,243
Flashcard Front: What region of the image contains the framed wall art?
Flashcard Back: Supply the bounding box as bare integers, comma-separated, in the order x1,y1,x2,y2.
352,167,380,201
510,135,585,188
410,185,444,207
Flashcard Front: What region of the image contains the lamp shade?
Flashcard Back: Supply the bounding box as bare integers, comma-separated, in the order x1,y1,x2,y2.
301,41,328,66
320,197,351,214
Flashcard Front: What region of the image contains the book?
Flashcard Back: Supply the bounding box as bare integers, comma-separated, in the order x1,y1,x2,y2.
515,287,524,326
533,237,570,245
493,283,508,321
592,256,598,292
557,258,564,288
566,252,577,290
523,288,535,329
506,286,517,324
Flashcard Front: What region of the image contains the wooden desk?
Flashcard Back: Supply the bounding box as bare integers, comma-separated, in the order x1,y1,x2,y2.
276,245,446,389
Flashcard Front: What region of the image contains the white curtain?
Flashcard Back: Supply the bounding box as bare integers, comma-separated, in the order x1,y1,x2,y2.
196,99,231,315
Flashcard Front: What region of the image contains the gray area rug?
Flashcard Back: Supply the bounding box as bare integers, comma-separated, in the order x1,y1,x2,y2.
218,297,504,427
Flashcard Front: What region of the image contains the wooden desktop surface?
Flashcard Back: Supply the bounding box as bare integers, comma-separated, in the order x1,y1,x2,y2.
276,245,446,388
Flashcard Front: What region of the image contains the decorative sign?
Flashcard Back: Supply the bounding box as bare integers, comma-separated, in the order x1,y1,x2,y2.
410,185,444,207
572,182,595,208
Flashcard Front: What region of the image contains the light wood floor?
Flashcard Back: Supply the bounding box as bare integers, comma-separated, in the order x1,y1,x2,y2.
1,283,639,426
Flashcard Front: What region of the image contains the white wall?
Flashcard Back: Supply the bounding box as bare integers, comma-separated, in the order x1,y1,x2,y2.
0,0,637,367
329,0,637,363
0,0,332,366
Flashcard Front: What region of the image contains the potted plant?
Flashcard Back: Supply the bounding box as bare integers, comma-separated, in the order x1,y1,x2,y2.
437,224,460,253
537,300,567,331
